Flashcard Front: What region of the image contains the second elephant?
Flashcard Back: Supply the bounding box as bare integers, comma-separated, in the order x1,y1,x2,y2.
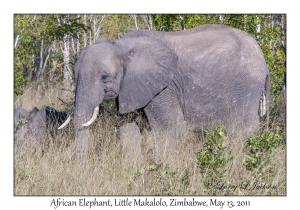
15,106,68,142
14,106,29,127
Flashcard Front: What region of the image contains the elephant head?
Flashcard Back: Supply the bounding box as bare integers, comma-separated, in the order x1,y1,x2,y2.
60,36,178,162
14,106,29,126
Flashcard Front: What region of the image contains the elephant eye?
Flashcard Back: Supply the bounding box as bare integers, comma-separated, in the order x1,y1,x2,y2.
126,49,135,60
101,75,110,83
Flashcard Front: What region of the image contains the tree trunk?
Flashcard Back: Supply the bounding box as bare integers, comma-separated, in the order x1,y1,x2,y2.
89,15,92,45
133,14,139,30
93,15,105,42
76,15,80,57
219,14,224,24
243,14,247,31
37,39,44,80
179,15,186,30
256,15,261,33
41,46,51,78
57,15,74,91
279,14,286,51
83,14,87,47
93,16,96,42
149,15,153,30
60,35,74,90
36,40,53,81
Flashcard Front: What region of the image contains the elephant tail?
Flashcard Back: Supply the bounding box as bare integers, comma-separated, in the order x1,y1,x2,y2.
265,69,271,132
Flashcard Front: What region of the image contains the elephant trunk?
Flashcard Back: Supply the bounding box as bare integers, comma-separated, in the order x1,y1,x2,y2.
74,78,104,163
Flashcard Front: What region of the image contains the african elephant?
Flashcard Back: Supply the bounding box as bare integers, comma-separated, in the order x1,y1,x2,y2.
14,106,29,127
59,24,270,162
15,106,68,142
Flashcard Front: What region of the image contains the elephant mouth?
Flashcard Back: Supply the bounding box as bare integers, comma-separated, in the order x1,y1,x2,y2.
104,90,118,100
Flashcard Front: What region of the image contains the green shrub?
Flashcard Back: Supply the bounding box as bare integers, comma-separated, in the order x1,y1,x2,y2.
196,126,233,176
195,126,233,194
245,132,284,170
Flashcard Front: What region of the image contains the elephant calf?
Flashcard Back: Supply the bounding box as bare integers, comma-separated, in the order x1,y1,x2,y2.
15,106,68,142
14,106,29,128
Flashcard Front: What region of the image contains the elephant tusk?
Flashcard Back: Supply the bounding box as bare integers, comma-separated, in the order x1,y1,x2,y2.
82,106,99,127
58,116,71,129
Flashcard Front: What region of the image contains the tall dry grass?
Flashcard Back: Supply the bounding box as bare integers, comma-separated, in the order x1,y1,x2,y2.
14,87,286,196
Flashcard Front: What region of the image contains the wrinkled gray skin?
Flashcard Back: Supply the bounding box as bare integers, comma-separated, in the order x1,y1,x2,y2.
71,24,270,162
15,106,68,141
14,106,29,127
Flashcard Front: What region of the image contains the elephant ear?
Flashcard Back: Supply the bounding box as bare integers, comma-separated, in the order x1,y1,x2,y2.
117,37,178,113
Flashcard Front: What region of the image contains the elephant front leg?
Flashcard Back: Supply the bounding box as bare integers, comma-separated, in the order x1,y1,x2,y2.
144,86,187,163
119,122,142,168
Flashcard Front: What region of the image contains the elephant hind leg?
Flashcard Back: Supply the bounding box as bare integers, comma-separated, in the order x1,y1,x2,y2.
144,86,187,163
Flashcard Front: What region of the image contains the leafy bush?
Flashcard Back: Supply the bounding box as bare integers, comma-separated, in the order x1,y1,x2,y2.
196,126,233,176
245,132,284,170
195,126,233,195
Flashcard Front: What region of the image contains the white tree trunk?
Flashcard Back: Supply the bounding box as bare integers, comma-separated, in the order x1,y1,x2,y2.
14,35,20,49
133,14,139,30
60,35,74,90
260,94,266,117
41,45,51,77
89,15,92,45
93,16,96,42
280,14,286,50
36,40,52,81
76,14,80,55
219,14,224,24
256,15,261,33
93,15,105,42
57,15,74,91
148,15,153,30
243,14,247,31
37,39,44,80
83,14,87,47
179,15,186,30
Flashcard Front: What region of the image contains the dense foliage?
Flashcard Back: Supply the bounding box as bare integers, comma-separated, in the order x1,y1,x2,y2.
14,14,286,96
